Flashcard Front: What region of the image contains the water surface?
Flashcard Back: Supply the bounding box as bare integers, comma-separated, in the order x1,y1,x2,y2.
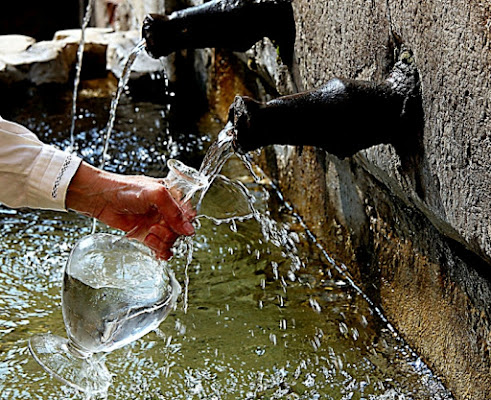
0,92,452,399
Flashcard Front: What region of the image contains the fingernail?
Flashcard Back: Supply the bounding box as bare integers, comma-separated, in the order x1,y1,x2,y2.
145,234,160,250
154,249,173,261
183,221,195,235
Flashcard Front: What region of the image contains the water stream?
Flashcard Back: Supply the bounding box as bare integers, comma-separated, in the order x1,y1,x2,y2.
68,0,95,153
99,39,147,171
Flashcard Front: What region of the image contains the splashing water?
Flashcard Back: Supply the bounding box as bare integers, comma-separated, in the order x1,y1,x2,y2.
198,121,235,179
171,122,305,312
200,123,304,284
167,123,241,311
68,0,95,153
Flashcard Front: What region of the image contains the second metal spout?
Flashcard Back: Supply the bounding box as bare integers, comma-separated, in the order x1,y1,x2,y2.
142,0,295,66
229,52,422,158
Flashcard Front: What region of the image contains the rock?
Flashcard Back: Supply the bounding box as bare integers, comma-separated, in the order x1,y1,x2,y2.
0,38,75,85
0,28,166,86
53,27,114,43
0,34,36,54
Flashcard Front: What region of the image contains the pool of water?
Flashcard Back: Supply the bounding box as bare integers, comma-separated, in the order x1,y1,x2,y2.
0,89,452,399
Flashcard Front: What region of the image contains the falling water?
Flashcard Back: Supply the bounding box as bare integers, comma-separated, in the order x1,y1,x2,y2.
168,123,236,312
200,122,303,278
172,121,304,311
91,38,147,234
177,236,194,313
99,39,147,171
68,0,95,153
244,157,399,331
198,121,235,178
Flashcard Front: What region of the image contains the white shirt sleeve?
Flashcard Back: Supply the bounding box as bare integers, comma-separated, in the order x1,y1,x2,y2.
0,116,82,211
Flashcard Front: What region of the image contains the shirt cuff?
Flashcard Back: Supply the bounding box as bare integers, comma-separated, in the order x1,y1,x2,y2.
27,145,83,211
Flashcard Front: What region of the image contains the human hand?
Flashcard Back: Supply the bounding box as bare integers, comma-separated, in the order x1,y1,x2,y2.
66,162,195,260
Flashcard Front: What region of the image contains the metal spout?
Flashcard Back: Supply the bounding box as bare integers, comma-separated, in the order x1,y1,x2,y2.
142,0,295,66
229,51,422,158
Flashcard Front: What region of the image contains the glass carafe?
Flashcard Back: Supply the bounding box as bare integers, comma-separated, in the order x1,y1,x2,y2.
29,234,180,395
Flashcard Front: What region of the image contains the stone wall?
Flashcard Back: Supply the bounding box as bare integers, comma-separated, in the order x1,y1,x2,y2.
292,1,491,264
257,1,491,399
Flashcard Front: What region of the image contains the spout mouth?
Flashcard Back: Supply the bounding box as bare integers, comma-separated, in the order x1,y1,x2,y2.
228,96,261,154
227,70,423,157
141,0,295,64
142,13,172,58
141,14,156,58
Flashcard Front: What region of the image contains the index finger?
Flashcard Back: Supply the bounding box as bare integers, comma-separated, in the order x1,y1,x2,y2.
151,185,195,236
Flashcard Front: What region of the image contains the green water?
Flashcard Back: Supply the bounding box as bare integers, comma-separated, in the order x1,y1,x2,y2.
0,92,452,399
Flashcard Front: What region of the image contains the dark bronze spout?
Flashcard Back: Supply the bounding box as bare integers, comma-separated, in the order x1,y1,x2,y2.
142,0,295,66
228,52,422,158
